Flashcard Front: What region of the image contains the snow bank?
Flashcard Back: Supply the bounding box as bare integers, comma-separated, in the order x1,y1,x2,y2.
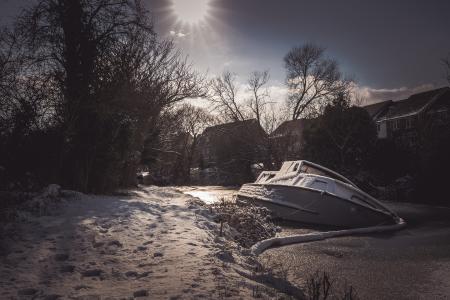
1,185,307,299
21,184,86,217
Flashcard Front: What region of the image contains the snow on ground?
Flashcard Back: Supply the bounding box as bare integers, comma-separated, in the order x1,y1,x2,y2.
0,186,301,299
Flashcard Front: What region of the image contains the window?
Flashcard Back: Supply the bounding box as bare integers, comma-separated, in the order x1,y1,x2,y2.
436,109,448,123
300,165,326,177
407,132,417,147
392,120,400,131
301,164,336,180
293,175,303,185
293,163,299,172
405,118,413,129
310,180,328,191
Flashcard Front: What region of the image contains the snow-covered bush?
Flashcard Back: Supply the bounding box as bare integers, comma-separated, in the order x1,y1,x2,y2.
209,198,278,248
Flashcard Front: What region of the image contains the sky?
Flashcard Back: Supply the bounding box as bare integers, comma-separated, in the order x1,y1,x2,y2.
1,0,450,104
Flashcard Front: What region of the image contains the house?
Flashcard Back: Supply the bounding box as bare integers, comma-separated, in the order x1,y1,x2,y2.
362,100,393,138
269,119,313,167
196,119,268,169
363,87,450,147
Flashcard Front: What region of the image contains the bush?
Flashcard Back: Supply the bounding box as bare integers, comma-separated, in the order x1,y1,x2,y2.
209,198,278,248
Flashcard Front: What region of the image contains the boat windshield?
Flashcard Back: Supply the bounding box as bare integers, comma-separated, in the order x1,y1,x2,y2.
300,162,353,185
256,172,276,183
300,164,332,178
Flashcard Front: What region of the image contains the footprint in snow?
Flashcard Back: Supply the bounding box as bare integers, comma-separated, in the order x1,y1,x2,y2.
42,294,61,300
138,271,152,278
133,290,149,298
93,242,104,248
17,288,39,296
74,284,92,291
100,223,111,229
54,253,69,261
108,240,123,247
72,295,101,300
125,271,138,277
81,269,103,277
60,265,75,273
153,252,164,258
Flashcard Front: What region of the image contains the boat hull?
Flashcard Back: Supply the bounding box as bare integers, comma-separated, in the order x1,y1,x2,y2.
237,183,395,228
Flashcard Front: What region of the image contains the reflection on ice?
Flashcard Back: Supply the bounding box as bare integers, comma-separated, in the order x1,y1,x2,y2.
182,186,238,204
184,191,218,204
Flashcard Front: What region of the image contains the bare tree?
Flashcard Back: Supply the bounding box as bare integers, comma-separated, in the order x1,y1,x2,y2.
209,69,283,130
209,71,246,122
179,104,213,178
443,54,450,86
0,29,17,134
247,70,270,125
179,104,213,141
143,104,212,183
246,70,286,134
284,43,350,120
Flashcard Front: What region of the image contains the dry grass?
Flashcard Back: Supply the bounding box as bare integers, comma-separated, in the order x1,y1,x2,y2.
306,271,358,300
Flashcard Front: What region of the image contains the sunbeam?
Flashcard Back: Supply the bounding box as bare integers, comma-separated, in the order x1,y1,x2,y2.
171,0,211,24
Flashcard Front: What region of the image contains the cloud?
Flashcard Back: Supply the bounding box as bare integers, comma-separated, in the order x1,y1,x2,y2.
352,83,436,105
169,30,188,38
267,84,288,103
223,60,232,67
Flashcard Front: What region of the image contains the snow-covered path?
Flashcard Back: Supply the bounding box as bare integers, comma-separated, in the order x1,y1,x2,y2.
0,187,258,299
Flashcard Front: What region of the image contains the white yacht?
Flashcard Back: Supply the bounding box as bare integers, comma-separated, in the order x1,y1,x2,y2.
237,160,402,227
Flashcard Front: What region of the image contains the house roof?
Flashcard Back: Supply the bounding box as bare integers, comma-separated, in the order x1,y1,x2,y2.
362,100,393,119
423,87,450,111
203,119,267,136
383,87,450,120
271,119,312,137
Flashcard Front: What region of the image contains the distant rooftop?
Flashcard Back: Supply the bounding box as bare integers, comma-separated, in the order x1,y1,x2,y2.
384,87,449,119
271,119,313,137
203,119,267,137
362,87,450,120
362,100,393,119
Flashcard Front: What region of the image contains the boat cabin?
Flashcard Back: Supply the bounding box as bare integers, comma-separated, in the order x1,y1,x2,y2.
256,161,355,187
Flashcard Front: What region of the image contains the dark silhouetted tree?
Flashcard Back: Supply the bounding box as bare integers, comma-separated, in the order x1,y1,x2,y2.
302,95,377,176
0,0,206,192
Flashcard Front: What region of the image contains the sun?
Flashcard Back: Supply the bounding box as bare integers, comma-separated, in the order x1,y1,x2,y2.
171,0,211,24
